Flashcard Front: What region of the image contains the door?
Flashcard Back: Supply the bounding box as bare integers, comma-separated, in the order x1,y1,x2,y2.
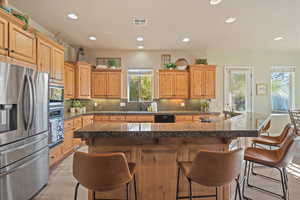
204,69,216,99
224,66,253,112
51,47,64,84
29,70,49,136
37,38,52,73
0,147,48,200
92,72,107,98
190,69,205,98
76,64,91,99
174,72,189,98
159,72,174,98
107,71,121,98
0,16,8,56
64,63,75,99
9,23,37,64
0,63,27,146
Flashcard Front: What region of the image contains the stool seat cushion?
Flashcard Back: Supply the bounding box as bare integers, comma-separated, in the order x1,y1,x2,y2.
252,136,281,146
244,147,279,167
178,161,193,177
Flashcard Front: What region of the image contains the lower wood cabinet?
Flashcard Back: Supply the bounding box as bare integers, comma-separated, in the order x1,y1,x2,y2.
175,115,193,122
49,115,93,168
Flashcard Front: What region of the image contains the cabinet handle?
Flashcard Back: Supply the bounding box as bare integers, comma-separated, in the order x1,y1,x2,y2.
11,50,15,53
4,48,9,51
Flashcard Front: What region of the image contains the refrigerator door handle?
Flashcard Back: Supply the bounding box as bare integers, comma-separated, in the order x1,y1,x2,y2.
22,74,30,130
28,76,36,129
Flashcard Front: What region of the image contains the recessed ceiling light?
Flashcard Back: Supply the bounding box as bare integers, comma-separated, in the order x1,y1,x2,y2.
67,13,78,20
133,18,147,26
89,36,97,41
182,38,191,42
210,0,222,5
137,36,144,42
225,17,237,24
274,36,284,41
138,45,144,49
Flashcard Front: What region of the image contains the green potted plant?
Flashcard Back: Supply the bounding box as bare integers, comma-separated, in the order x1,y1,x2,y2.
164,63,176,70
199,100,210,112
107,59,117,69
71,100,82,113
195,58,208,65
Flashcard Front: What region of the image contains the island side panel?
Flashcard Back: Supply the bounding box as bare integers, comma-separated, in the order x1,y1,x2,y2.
86,137,233,200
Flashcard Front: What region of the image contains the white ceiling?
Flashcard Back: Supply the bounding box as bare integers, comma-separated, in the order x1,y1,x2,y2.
10,0,300,51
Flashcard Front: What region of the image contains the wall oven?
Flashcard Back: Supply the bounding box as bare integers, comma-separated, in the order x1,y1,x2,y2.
48,106,64,148
49,85,64,106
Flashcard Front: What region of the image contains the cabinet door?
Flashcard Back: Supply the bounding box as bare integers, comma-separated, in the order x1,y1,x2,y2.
9,23,37,64
64,64,75,99
174,72,189,98
75,63,91,99
0,16,8,56
190,69,205,98
37,38,52,73
159,72,174,98
107,71,121,98
204,69,216,99
63,130,73,154
51,47,64,84
92,72,107,98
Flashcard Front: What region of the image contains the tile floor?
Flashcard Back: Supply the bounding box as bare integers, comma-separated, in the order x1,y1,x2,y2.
33,146,300,200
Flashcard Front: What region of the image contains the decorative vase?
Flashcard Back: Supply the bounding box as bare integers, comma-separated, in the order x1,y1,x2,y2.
70,107,75,113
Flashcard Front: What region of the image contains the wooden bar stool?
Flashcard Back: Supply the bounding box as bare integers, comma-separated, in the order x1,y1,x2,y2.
73,152,137,200
176,149,244,200
243,135,299,200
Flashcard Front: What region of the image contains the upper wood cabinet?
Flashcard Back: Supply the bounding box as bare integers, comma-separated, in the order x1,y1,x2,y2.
37,37,52,73
159,70,189,99
0,16,8,56
189,65,216,99
92,71,107,98
91,70,122,99
37,36,64,85
64,62,75,99
51,47,64,84
75,62,91,99
9,23,36,64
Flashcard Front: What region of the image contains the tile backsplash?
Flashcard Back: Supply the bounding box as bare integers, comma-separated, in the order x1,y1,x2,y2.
65,99,221,112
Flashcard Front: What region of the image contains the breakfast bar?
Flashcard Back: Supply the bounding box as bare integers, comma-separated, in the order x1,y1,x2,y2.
74,113,270,200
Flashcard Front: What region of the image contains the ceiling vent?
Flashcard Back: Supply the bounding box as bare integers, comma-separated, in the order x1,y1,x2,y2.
133,18,147,26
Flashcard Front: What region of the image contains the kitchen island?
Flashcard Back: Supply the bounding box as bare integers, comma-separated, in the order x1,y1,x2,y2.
74,113,270,200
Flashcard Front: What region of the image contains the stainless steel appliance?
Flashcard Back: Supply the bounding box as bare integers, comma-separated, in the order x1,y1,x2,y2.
0,62,49,200
49,84,64,107
49,106,64,148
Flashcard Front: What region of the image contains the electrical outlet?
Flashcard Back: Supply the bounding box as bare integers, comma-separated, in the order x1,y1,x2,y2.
120,102,126,107
180,102,185,107
94,102,98,107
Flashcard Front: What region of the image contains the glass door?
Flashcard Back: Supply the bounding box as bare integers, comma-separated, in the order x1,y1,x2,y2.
225,67,253,112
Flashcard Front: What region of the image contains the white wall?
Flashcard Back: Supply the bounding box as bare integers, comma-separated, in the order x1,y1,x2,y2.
86,49,300,112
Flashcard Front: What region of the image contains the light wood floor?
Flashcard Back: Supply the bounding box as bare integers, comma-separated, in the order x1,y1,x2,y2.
33,146,300,200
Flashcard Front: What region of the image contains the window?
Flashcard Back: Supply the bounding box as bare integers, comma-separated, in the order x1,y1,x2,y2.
224,66,253,112
128,69,153,102
271,66,295,113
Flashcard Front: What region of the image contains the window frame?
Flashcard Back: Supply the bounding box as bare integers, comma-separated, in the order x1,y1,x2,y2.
127,69,154,102
270,66,296,114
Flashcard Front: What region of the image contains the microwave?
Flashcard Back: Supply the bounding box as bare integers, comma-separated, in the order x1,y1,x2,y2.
49,85,64,104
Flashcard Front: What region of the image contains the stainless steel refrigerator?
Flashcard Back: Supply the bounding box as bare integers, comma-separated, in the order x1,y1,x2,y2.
0,62,49,200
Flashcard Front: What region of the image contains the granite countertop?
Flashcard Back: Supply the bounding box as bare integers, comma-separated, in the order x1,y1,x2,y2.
64,111,221,120
74,112,270,139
